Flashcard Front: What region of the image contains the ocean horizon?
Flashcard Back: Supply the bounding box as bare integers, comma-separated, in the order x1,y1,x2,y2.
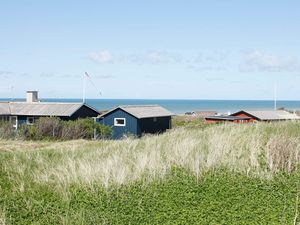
1,98,300,114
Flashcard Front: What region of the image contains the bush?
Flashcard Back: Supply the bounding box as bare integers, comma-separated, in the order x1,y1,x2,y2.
0,117,112,140
61,118,112,140
36,117,62,138
61,119,91,140
20,125,40,140
172,115,210,129
0,121,16,139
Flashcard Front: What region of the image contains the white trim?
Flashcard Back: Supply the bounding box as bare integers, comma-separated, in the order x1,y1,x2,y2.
26,117,35,125
10,116,18,129
114,118,126,126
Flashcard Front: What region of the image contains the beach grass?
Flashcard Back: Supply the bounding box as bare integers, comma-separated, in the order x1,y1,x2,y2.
1,121,300,224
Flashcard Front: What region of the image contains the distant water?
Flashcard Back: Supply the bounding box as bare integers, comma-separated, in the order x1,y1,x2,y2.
2,98,300,114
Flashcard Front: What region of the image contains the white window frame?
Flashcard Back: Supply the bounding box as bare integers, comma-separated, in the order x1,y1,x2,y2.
114,118,126,127
27,117,35,125
10,116,18,129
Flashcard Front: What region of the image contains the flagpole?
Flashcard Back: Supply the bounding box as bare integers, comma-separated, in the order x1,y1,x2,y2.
11,85,14,101
274,82,277,111
83,72,102,101
83,72,86,103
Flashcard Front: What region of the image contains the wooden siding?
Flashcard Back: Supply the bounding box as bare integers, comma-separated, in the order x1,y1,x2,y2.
98,109,138,139
230,112,257,122
98,109,172,139
138,116,171,134
205,118,251,124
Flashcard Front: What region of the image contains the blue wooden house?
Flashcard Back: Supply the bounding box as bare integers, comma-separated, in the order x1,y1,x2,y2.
97,105,173,139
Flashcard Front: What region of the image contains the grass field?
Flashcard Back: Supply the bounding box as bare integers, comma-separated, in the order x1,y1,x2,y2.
1,121,300,224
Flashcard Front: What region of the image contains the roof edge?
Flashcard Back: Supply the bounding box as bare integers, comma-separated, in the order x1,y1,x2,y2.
69,103,100,117
99,105,174,119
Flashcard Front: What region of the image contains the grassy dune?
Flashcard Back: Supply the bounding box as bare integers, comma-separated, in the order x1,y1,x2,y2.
1,122,300,224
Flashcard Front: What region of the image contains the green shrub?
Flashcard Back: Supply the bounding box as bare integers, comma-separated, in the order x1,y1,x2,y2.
36,117,62,138
20,124,40,140
61,118,112,140
95,123,113,139
172,115,210,129
0,117,112,140
0,121,16,139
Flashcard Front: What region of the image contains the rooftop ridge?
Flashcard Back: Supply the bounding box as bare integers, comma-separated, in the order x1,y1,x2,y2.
119,104,159,108
244,109,286,112
7,102,84,105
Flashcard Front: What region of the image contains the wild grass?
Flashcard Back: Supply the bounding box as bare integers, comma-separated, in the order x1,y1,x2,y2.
1,121,300,224
1,121,300,192
0,207,6,225
172,115,209,128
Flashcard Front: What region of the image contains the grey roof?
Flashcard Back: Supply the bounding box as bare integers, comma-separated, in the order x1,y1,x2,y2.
0,102,98,117
0,102,10,115
231,110,300,120
205,115,251,121
195,111,217,118
100,105,174,119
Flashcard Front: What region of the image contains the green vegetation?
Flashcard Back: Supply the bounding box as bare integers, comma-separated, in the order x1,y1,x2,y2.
172,115,209,128
0,117,112,140
1,121,300,224
1,169,299,224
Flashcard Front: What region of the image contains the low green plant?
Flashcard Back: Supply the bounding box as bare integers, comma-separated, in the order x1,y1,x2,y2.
0,168,299,224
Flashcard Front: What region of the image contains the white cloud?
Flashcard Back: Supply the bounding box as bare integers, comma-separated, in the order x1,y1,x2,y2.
89,50,113,64
191,66,227,72
40,72,54,78
89,50,182,65
193,51,229,64
94,75,114,79
145,51,170,64
0,71,13,78
126,51,182,64
240,50,299,72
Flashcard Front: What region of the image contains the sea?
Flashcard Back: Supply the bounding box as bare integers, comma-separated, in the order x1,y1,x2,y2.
2,98,300,114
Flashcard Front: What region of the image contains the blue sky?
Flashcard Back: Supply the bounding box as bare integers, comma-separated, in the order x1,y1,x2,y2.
0,0,300,100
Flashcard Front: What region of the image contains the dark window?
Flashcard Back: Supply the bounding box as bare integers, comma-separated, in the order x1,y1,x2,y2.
27,117,35,125
114,118,126,126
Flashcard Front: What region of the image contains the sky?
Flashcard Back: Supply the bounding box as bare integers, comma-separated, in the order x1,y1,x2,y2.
0,0,300,100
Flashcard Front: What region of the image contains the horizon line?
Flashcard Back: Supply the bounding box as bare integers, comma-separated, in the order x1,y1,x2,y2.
1,97,300,102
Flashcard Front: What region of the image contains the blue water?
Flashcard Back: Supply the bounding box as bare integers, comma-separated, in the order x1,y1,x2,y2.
2,98,300,114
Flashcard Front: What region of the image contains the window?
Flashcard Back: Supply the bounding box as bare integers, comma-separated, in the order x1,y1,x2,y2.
114,118,126,126
153,117,157,122
27,117,35,125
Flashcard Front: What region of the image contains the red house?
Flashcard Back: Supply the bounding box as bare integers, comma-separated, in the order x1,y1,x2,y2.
230,110,300,122
205,115,251,124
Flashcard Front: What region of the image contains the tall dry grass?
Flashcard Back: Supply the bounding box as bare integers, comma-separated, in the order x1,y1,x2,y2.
0,207,6,225
1,121,300,193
